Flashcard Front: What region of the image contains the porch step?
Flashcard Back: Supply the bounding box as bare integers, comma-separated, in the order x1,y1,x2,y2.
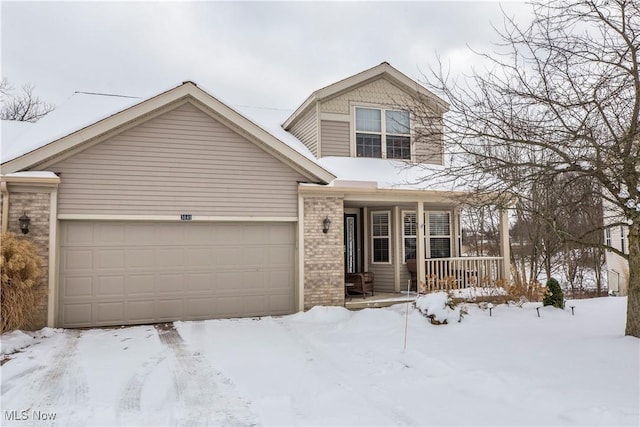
344,292,416,310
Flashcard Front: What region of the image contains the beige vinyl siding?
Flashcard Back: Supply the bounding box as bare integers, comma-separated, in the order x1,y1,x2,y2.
606,252,629,295
320,120,350,157
319,77,444,165
370,264,395,293
288,107,318,157
399,266,411,290
48,103,306,216
414,120,444,165
369,207,396,293
321,78,410,114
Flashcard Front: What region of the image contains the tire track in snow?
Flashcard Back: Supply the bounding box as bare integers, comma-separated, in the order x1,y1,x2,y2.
35,330,89,410
154,323,256,426
2,330,90,424
1,365,46,395
116,352,167,423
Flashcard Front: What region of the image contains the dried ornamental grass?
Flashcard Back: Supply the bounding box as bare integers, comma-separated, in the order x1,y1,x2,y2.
1,232,44,333
506,279,551,305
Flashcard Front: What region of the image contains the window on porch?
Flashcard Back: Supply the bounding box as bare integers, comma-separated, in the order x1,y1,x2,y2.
402,211,417,262
401,211,452,261
428,212,451,258
371,211,391,263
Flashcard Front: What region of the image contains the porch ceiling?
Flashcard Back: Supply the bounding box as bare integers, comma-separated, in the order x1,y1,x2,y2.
343,200,458,209
299,183,475,207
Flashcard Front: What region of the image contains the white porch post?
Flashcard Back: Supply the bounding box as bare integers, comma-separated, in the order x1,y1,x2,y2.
417,202,426,291
499,208,511,282
363,207,369,272
393,206,401,292
453,207,461,257
297,193,305,312
48,190,58,327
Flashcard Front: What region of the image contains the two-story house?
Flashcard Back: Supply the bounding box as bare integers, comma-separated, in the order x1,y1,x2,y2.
604,204,630,295
1,62,511,329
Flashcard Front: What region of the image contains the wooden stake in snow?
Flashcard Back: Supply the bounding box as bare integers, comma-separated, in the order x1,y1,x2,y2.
403,279,411,351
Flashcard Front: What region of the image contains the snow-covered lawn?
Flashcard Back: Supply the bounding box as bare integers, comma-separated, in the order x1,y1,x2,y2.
1,297,638,426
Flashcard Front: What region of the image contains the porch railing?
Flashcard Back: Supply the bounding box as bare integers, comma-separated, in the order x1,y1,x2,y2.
423,257,504,292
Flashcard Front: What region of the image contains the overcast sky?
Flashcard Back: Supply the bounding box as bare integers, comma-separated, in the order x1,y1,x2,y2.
1,1,531,118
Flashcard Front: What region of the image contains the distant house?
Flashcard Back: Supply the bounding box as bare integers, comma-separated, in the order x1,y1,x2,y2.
604,221,630,295
0,62,511,329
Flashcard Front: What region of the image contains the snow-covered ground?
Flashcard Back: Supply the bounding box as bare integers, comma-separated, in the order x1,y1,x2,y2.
1,297,638,426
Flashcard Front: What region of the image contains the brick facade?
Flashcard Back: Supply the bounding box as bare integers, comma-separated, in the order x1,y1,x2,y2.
303,196,345,309
1,189,53,329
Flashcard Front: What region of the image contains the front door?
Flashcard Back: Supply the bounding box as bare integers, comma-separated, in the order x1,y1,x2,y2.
344,213,358,274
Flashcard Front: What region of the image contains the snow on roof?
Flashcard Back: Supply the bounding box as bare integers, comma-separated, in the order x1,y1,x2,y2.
3,171,59,179
1,92,142,164
0,85,468,194
231,105,317,161
1,120,35,150
317,156,468,192
0,86,321,170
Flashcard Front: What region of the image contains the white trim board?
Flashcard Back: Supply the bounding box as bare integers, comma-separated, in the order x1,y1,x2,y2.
57,214,298,222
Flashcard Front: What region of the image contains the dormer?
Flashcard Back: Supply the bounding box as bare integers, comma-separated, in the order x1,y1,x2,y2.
283,62,449,165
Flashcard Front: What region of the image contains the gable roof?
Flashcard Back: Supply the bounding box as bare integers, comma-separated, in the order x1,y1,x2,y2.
1,82,335,184
283,62,449,130
1,93,141,165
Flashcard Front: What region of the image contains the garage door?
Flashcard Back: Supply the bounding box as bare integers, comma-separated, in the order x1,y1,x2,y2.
59,221,295,328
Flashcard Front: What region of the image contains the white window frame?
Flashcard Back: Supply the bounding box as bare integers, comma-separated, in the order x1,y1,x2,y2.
427,211,452,258
621,226,627,254
354,106,411,160
402,210,417,263
371,210,392,264
605,227,612,247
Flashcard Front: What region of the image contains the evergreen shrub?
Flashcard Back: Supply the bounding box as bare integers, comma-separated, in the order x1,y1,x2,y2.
543,277,564,308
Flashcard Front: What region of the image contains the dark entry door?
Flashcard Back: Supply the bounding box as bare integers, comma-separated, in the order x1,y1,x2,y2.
344,214,358,274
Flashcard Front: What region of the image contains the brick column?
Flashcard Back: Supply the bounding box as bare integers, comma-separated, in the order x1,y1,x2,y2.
303,196,344,309
1,175,59,330
2,193,51,328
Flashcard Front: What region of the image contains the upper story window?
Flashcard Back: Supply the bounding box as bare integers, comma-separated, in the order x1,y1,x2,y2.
355,107,410,160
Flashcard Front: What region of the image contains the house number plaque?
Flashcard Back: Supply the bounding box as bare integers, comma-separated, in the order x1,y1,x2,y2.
180,214,192,221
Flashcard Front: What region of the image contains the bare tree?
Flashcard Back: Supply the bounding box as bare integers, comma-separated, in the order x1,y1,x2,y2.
0,78,11,96
415,0,640,336
461,205,500,257
1,78,54,122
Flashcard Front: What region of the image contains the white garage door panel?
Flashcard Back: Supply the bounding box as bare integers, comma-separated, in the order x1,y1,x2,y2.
59,221,295,327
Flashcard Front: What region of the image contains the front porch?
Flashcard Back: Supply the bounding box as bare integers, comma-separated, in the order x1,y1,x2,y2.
341,197,510,295
299,184,511,311
343,256,507,309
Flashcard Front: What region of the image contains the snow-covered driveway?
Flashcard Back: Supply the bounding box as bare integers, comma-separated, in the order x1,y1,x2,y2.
1,322,254,426
1,297,638,426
